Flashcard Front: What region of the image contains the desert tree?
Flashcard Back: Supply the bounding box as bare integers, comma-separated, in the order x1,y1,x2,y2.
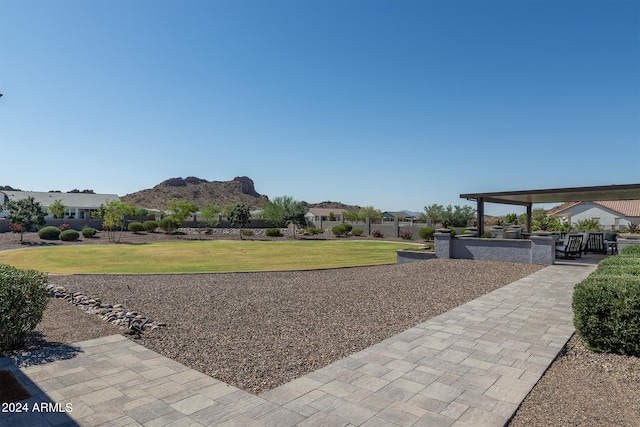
199,202,222,227
98,200,137,242
228,204,251,239
262,195,306,238
2,197,46,242
358,206,383,222
48,199,66,219
423,204,476,228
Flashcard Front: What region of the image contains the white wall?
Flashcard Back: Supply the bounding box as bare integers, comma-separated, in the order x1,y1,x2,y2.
560,202,632,230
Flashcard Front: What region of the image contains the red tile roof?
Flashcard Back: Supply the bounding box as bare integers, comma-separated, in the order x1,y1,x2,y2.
547,200,640,217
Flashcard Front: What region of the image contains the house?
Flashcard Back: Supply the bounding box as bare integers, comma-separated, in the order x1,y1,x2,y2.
382,211,418,221
546,200,640,230
0,190,120,220
304,208,347,223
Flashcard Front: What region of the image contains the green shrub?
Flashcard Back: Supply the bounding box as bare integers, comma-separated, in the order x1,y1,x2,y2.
82,227,97,238
38,226,61,240
622,245,640,256
0,264,49,351
573,250,640,357
332,224,352,237
573,275,640,356
241,229,254,236
303,228,324,236
265,228,282,237
143,220,159,232
159,218,181,234
418,227,435,240
352,228,363,236
59,229,80,241
127,221,144,233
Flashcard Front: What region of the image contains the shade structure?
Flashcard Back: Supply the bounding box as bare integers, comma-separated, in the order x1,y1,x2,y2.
460,184,640,236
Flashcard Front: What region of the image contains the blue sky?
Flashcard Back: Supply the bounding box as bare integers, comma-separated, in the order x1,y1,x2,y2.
1,0,638,216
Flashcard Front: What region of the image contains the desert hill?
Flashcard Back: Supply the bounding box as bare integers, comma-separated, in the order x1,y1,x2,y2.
121,176,269,211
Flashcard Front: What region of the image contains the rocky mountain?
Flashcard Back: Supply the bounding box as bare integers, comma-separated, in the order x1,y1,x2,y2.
121,176,269,211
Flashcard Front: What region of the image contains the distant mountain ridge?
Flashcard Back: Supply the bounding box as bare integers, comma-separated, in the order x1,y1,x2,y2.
121,176,269,210
3,179,363,212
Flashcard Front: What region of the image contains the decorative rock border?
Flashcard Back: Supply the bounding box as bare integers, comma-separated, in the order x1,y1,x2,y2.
46,284,166,337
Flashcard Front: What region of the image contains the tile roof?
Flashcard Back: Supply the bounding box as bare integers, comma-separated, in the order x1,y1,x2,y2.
593,200,640,217
547,200,640,217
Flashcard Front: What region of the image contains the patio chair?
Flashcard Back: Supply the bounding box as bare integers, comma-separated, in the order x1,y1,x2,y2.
585,232,607,254
604,232,618,255
556,234,583,259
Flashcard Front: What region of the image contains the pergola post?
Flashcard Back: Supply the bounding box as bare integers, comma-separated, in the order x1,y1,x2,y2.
477,197,485,237
526,203,532,233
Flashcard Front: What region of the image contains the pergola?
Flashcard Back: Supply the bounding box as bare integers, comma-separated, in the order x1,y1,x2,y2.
460,184,640,237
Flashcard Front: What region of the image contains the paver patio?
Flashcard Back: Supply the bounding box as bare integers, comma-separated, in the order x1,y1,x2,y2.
0,260,597,426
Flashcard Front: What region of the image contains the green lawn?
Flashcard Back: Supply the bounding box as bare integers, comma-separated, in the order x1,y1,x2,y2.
0,241,418,274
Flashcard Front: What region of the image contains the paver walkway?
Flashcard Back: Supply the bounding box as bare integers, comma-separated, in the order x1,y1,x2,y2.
0,261,597,427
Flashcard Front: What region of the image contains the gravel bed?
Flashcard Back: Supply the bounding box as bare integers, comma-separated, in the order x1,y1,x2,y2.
50,259,541,394
509,333,640,426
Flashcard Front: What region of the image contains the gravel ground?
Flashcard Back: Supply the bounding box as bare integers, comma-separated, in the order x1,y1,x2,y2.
2,231,639,424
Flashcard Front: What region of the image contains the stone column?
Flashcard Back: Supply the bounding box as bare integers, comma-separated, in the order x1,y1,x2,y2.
530,236,555,265
434,231,452,259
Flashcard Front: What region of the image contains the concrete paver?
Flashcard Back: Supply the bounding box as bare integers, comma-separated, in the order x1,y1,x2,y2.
0,261,596,426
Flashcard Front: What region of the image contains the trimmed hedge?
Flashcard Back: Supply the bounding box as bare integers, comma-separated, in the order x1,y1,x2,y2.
0,264,49,351
143,220,159,232
572,247,640,356
38,226,61,240
331,224,350,237
128,221,144,233
82,227,97,238
59,229,80,241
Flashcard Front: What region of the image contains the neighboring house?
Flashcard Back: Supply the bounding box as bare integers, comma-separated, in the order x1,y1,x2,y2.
304,208,347,223
382,211,418,221
0,191,120,220
547,200,640,230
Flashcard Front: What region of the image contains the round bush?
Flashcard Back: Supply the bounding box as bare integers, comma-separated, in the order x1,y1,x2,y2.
128,221,144,233
266,228,282,237
0,264,49,351
38,226,61,240
419,227,435,240
573,275,640,356
352,229,363,236
159,218,181,234
143,220,159,232
59,229,80,241
332,224,347,237
82,227,97,238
